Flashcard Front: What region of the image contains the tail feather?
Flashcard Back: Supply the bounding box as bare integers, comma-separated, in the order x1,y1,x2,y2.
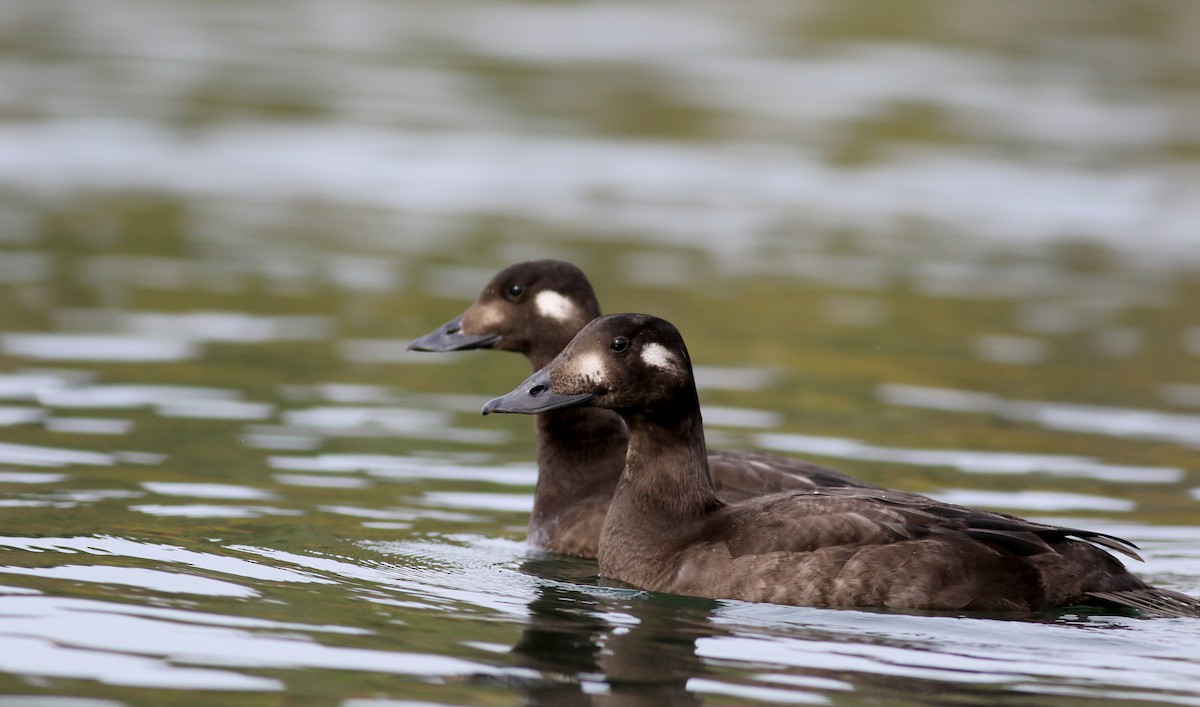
1063,530,1143,562
1087,588,1200,618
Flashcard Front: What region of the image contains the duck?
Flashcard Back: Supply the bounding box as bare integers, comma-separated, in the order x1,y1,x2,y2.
408,260,876,558
482,313,1200,616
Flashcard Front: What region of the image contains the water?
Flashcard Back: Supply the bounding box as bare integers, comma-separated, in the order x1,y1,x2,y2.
2,0,1200,704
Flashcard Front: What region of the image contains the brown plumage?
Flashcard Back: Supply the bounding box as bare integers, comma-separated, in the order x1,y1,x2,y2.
409,260,874,558
483,313,1200,617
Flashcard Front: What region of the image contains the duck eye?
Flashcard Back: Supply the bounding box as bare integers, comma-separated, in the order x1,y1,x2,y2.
610,336,629,353
506,284,525,299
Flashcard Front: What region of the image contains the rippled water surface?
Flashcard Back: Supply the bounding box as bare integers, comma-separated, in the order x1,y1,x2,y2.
2,1,1200,704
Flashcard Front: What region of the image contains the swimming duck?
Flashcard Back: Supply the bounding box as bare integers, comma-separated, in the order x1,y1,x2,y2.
483,313,1200,616
408,260,875,558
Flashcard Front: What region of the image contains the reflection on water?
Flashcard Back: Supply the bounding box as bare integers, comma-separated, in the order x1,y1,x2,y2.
0,592,510,690
1,334,201,362
339,339,470,364
280,407,509,445
0,566,260,598
23,383,242,409
269,453,537,485
42,417,134,435
0,407,42,426
0,537,332,584
0,471,65,484
5,123,1199,267
0,442,114,467
418,491,535,513
1,0,1199,703
274,473,371,489
879,384,1200,448
758,432,1183,482
141,482,276,500
698,610,1200,704
131,504,303,518
931,490,1135,513
54,310,332,343
155,399,274,420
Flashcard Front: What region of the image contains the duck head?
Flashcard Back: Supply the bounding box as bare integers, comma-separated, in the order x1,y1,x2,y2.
483,313,693,416
408,260,601,368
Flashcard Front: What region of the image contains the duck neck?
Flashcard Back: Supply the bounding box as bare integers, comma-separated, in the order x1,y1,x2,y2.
528,333,576,372
526,344,626,510
615,392,721,521
531,403,627,520
529,349,558,371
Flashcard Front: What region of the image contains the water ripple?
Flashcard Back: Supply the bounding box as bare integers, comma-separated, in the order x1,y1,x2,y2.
3,120,1198,266
43,417,134,435
131,504,302,519
0,565,258,598
35,384,242,409
141,482,277,501
0,633,280,691
0,472,67,484
0,594,509,690
0,406,44,426
0,536,333,585
55,309,332,343
274,474,371,489
756,432,1181,482
233,539,537,619
0,442,114,468
268,454,536,485
1,334,201,362
417,492,534,514
931,489,1134,513
705,604,1200,704
879,383,1200,448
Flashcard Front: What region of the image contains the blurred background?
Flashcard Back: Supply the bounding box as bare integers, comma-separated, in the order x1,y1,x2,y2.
1,0,1199,704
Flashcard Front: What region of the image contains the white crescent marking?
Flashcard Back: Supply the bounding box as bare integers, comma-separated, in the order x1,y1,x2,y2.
641,343,675,370
535,290,577,322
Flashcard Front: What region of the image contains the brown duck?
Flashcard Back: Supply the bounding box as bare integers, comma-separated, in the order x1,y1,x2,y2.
482,313,1200,616
409,260,874,558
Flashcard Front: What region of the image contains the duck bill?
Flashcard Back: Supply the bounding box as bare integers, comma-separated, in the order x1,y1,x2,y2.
482,370,596,415
407,315,500,352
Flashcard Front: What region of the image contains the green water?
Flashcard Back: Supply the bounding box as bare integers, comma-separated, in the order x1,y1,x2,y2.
1,0,1199,704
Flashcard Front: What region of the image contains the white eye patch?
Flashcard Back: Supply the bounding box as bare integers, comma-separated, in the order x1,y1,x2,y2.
640,342,676,370
535,290,577,322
